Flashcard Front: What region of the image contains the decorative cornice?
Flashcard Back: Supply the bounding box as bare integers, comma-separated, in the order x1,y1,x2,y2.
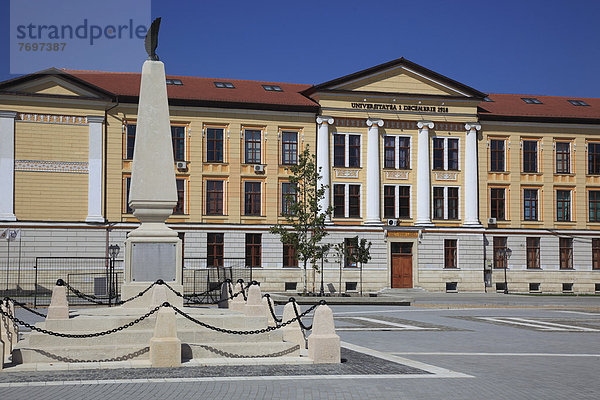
316,116,334,125
433,171,459,181
366,118,384,127
465,122,481,131
15,160,88,174
17,113,88,125
417,121,434,129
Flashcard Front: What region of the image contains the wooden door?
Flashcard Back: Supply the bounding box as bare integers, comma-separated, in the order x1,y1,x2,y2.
391,242,412,288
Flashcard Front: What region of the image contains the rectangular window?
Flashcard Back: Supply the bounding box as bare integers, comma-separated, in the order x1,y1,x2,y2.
490,139,505,172
589,190,600,222
283,242,297,268
559,238,573,269
490,188,506,221
555,142,570,174
589,143,600,175
433,187,444,219
281,182,297,216
447,187,459,220
556,190,571,222
493,237,507,269
245,233,261,268
333,184,345,218
398,186,410,219
244,182,261,216
348,135,360,167
206,180,223,215
383,186,395,219
333,134,345,167
348,184,360,218
593,238,600,270
124,177,132,214
171,126,186,162
281,131,298,165
207,233,224,267
398,137,410,169
173,179,185,215
126,124,136,160
526,237,540,269
384,136,395,169
244,129,261,164
206,127,224,163
523,189,538,221
444,239,457,268
523,140,538,173
433,138,445,170
344,237,358,268
448,138,459,171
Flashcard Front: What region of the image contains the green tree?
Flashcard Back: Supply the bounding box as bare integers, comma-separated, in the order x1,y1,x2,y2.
346,236,372,296
270,146,331,294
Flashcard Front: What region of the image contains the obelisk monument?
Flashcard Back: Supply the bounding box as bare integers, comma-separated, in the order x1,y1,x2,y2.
121,18,183,307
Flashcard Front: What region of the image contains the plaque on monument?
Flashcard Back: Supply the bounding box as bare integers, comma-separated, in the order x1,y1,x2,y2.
131,242,177,282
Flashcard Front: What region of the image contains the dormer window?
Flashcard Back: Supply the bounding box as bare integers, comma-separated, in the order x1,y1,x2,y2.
214,82,235,88
568,100,589,106
166,79,183,85
483,97,494,102
521,98,542,104
262,84,283,91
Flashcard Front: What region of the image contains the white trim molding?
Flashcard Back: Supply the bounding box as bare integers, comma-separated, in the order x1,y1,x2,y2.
0,111,18,221
316,116,334,223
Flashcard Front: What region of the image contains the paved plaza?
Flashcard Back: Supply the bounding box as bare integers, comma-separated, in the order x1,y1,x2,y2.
1,293,599,399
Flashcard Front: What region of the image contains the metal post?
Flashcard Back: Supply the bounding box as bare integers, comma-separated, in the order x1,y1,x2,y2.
319,253,325,297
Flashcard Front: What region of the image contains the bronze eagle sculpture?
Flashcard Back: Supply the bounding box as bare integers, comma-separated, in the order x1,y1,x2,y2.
144,17,161,61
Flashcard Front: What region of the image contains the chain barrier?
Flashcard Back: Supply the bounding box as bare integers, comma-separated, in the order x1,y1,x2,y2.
61,278,158,307
291,298,313,331
0,304,161,338
4,297,47,318
171,300,323,335
263,294,282,325
239,279,248,301
161,278,251,305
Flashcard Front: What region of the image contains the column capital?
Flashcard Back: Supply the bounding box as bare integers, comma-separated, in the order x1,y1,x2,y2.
417,121,434,129
316,116,334,125
465,122,481,131
0,111,18,119
366,118,384,127
87,115,105,124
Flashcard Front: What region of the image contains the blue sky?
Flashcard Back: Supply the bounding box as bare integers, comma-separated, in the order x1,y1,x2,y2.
1,0,599,97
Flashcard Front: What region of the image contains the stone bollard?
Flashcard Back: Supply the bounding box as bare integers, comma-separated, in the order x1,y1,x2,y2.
262,297,276,327
151,284,169,309
0,305,7,365
244,283,265,317
46,283,69,320
7,301,17,348
308,304,340,364
218,281,232,309
229,282,245,313
149,305,181,368
0,302,14,361
281,300,305,349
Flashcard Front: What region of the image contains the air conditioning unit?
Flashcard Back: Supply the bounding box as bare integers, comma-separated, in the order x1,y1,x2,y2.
176,161,188,171
488,217,497,224
254,164,265,173
387,219,397,226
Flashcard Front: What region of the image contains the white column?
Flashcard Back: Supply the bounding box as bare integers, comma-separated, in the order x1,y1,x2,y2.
415,121,434,226
316,116,334,223
0,111,17,221
365,118,384,225
464,123,482,226
86,116,105,222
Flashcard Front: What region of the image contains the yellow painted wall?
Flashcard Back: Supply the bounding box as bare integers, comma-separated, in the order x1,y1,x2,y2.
479,122,600,230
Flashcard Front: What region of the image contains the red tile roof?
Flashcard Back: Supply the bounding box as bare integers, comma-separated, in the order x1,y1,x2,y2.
479,93,600,121
61,69,318,109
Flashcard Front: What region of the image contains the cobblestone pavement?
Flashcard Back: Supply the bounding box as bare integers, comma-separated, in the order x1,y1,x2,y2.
1,294,599,399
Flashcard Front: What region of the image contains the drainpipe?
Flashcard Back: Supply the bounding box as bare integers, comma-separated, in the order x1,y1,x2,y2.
103,98,119,259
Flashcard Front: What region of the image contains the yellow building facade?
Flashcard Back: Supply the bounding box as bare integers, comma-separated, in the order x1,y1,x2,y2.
1,58,599,294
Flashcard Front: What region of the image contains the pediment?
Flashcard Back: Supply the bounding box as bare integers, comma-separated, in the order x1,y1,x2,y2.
307,58,485,99
6,76,103,98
